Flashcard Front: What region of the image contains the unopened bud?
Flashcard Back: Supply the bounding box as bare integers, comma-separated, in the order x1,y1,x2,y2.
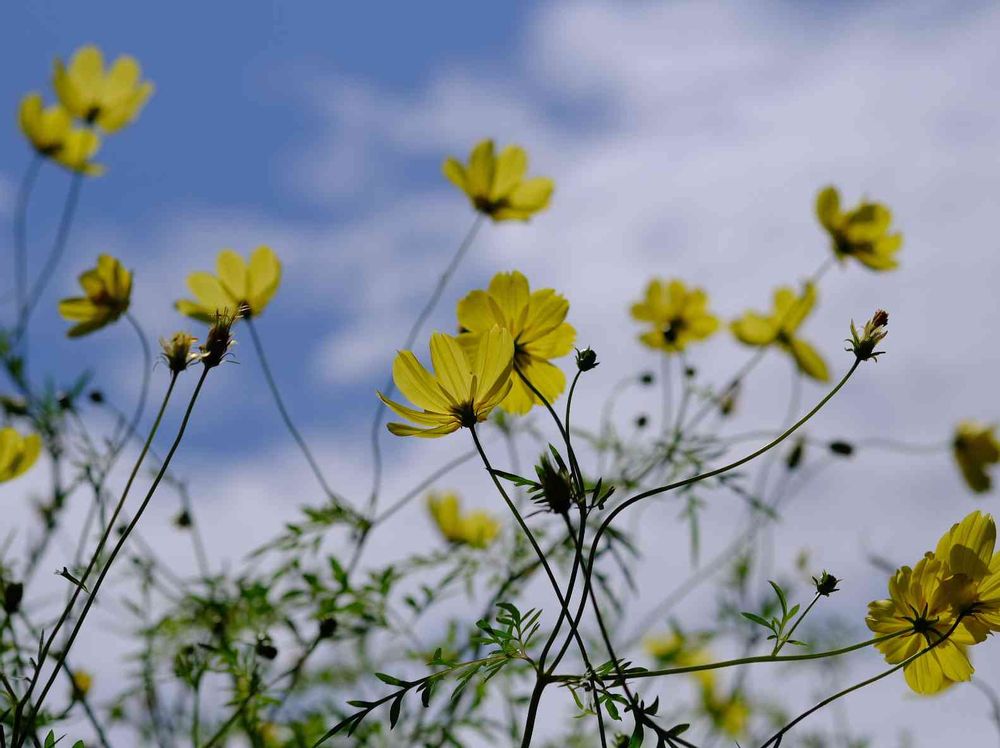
846,309,888,362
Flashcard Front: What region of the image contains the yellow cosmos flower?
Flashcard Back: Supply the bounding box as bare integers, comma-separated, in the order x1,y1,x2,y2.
644,632,715,690
953,421,1000,494
0,427,42,483
630,278,719,354
379,327,514,438
816,186,902,271
731,283,829,382
866,553,974,695
175,247,281,323
71,670,93,699
703,690,749,739
932,511,1000,644
58,254,132,337
19,93,71,156
53,45,154,133
457,271,574,415
19,94,104,175
443,139,554,221
427,492,501,549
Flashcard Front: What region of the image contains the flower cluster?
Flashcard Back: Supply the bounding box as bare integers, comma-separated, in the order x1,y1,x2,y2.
867,511,1000,694
19,45,153,175
427,492,501,549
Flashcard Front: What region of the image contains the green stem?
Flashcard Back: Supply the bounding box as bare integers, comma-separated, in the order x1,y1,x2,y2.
21,368,210,742
774,592,820,655
13,372,178,742
123,311,152,448
366,213,485,512
12,155,42,328
246,317,347,509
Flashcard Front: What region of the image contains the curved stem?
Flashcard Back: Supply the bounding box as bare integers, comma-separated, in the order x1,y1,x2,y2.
123,312,152,449
12,155,42,325
21,368,210,742
553,631,905,684
758,617,963,747
18,171,84,337
245,317,347,509
549,359,861,677
366,214,485,512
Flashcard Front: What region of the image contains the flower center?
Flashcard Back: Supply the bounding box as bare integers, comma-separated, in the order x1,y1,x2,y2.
662,317,686,344
452,401,479,428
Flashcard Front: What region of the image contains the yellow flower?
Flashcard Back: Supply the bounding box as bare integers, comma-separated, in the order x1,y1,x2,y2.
378,326,514,438
932,511,1000,644
18,94,104,175
644,632,715,690
866,553,974,695
630,278,719,354
443,139,554,221
456,271,574,415
427,492,501,549
71,670,93,699
19,93,71,156
731,283,829,382
53,45,154,133
58,254,132,337
953,421,1000,494
816,185,902,271
175,247,281,323
0,427,42,484
703,689,749,739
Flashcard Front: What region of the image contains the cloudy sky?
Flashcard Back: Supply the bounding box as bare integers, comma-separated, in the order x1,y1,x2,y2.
3,0,1000,745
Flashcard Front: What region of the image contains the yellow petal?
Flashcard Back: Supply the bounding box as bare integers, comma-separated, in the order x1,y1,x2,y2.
216,250,248,302
815,186,841,231
429,333,473,401
457,289,506,334
490,145,528,201
731,313,777,346
442,158,468,194
393,351,450,412
466,139,495,199
187,271,236,313
505,177,554,215
487,271,530,322
248,246,281,314
787,337,829,382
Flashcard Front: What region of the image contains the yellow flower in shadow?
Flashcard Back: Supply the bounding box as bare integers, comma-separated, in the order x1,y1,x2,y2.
457,270,574,415
427,492,500,549
58,254,132,337
866,552,974,695
0,427,42,484
19,94,104,175
443,139,554,221
731,283,829,382
630,278,719,354
953,422,1000,494
379,326,514,438
175,247,281,323
816,185,902,271
933,511,1000,644
53,45,154,133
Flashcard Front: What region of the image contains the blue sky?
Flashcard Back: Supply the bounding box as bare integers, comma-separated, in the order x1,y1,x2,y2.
3,1,1000,744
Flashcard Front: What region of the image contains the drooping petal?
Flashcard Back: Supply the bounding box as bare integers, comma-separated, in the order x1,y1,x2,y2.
787,337,829,382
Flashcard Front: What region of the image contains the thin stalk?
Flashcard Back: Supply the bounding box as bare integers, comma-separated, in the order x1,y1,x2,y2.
549,359,861,677
123,312,152,449
245,317,346,509
366,214,485,512
21,368,210,741
18,171,84,336
758,617,963,747
13,373,179,741
12,156,42,326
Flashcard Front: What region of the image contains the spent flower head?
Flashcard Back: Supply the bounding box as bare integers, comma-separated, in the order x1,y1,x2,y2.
847,309,888,362
200,310,239,369
58,254,132,337
160,332,201,374
443,139,554,221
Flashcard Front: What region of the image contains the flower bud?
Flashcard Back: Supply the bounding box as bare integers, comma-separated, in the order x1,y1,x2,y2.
812,570,841,597
318,617,338,639
533,452,575,515
255,637,278,660
575,347,599,372
3,581,24,614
